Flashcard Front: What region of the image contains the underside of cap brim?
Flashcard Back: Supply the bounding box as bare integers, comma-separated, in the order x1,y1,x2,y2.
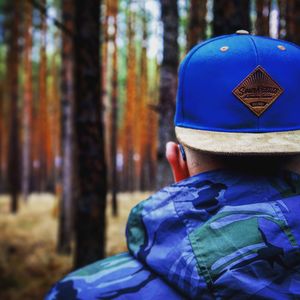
175,126,300,155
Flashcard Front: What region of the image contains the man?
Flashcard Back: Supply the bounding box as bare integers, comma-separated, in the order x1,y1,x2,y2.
47,32,300,299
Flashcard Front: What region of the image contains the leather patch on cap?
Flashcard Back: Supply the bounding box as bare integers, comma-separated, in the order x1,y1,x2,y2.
232,66,284,116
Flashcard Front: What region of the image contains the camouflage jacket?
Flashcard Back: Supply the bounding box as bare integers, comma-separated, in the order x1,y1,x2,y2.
46,169,300,299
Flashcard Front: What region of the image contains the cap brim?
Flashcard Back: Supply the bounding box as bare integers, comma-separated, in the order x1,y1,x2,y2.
175,126,300,155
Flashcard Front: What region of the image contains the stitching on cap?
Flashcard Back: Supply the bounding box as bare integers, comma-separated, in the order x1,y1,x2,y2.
175,123,300,133
254,34,300,51
248,35,261,129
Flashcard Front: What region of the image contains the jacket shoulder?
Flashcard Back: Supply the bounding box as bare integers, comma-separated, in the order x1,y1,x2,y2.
45,252,185,300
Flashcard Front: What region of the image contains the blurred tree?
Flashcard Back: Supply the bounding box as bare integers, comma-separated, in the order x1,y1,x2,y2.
102,0,110,183
31,101,38,190
0,4,8,192
148,62,160,190
49,34,61,197
6,0,20,213
256,0,271,36
0,82,3,191
0,81,1,188
139,6,149,190
122,4,136,192
278,0,287,39
187,0,207,50
38,0,51,191
286,0,300,44
157,0,179,188
213,0,250,35
110,0,119,216
0,50,5,192
22,0,33,201
58,0,75,255
74,0,107,268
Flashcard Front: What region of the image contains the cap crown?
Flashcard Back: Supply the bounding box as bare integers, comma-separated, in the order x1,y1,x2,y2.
175,34,300,133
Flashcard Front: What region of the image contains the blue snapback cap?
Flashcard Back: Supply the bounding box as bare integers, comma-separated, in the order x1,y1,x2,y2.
175,31,300,154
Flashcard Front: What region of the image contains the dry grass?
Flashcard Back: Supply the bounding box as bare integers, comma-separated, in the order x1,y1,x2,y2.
0,192,150,300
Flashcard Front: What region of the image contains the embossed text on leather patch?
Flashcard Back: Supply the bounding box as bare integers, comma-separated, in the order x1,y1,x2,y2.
232,66,284,116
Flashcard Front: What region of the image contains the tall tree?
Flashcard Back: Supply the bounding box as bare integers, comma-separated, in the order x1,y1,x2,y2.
122,5,136,191
57,0,75,254
49,33,61,196
286,0,300,44
7,0,20,212
147,62,160,191
213,0,250,36
157,0,179,188
110,0,119,216
278,0,287,39
138,7,152,190
0,77,6,192
256,0,271,36
187,0,207,50
22,0,33,201
74,0,107,268
0,82,3,191
38,0,50,191
102,0,111,187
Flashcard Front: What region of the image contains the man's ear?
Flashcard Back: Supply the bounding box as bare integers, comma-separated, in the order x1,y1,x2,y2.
166,142,190,182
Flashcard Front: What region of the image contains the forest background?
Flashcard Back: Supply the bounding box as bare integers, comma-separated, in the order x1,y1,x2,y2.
0,0,300,299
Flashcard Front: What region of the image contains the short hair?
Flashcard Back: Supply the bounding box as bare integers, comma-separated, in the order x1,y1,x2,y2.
185,146,300,174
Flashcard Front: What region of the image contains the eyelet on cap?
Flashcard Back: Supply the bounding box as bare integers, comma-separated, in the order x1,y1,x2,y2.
236,30,250,35
277,45,286,51
220,46,229,52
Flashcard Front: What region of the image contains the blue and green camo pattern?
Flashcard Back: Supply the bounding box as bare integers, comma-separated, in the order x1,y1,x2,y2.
46,169,300,299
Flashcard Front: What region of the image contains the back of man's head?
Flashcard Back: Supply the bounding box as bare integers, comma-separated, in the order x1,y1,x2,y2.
172,31,300,178
184,147,300,175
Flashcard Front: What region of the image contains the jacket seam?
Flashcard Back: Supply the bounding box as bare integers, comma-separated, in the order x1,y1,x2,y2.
172,198,217,299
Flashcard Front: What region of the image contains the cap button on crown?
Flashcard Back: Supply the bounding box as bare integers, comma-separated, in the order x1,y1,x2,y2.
236,29,250,35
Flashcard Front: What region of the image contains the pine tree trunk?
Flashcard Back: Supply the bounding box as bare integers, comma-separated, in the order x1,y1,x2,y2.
49,34,61,197
57,0,75,255
123,6,136,192
278,0,287,39
187,0,207,50
38,0,49,191
213,0,250,36
157,0,179,189
102,0,111,195
256,0,271,36
74,0,107,268
0,82,4,192
22,0,33,201
110,0,118,216
7,0,20,213
32,105,40,191
286,0,300,44
139,6,151,191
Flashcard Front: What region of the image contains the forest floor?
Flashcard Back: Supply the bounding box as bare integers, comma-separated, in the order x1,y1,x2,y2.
0,192,150,300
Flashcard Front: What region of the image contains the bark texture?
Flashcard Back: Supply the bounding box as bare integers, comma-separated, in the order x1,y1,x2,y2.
7,0,20,213
213,0,250,36
157,0,179,189
187,0,207,49
57,0,75,255
278,0,287,39
38,0,49,191
122,7,136,192
22,0,33,201
74,0,107,268
255,0,271,36
286,0,300,44
110,0,119,216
